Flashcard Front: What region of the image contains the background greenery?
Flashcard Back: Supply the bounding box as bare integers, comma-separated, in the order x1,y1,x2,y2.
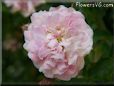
2,2,113,85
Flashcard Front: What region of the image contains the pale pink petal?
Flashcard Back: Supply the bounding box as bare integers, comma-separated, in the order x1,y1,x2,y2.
3,0,45,17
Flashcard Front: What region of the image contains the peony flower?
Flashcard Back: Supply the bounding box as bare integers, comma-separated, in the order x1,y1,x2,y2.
23,5,93,81
3,0,45,17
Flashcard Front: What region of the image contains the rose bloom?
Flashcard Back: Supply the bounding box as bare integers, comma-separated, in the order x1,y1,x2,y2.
23,5,93,80
3,0,45,17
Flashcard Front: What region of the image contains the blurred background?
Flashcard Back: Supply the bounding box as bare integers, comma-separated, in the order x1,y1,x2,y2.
2,1,113,85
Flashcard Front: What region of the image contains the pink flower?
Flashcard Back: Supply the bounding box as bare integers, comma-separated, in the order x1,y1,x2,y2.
23,5,93,80
4,0,45,17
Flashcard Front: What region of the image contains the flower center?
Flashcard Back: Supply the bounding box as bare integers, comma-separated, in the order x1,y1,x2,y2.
56,36,62,42
46,27,65,50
